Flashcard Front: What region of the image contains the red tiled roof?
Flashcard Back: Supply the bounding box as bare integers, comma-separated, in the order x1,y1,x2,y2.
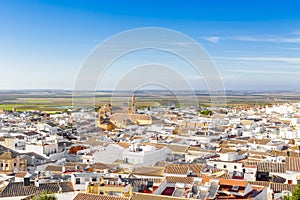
257,162,286,173
74,193,128,200
117,142,130,149
248,138,271,145
131,193,188,200
44,165,62,172
165,176,194,184
286,157,300,172
189,164,205,174
250,181,297,192
0,181,73,197
164,164,188,175
132,166,164,177
15,171,28,178
219,178,248,187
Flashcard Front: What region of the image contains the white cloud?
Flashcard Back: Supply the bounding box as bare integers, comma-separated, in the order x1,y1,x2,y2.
230,69,300,75
215,56,300,64
281,47,300,51
230,35,300,43
291,30,300,35
202,36,221,43
201,33,300,44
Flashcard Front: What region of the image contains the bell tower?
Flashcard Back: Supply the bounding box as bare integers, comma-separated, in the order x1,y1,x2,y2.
129,95,136,114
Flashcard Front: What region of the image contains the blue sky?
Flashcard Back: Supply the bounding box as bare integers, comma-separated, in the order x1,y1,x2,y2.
1,0,300,90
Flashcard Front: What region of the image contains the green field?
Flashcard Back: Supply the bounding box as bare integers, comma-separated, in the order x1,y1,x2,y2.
0,97,71,112
0,90,300,112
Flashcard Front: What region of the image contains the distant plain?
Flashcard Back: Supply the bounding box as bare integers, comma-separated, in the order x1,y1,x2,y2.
0,90,300,112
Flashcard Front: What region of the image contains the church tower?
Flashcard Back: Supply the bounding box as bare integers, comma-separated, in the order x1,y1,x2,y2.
129,95,136,114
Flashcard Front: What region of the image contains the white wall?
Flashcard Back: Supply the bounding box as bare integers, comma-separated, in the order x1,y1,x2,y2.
123,146,172,166
208,160,243,172
243,167,257,181
26,144,44,156
220,152,246,162
94,144,124,164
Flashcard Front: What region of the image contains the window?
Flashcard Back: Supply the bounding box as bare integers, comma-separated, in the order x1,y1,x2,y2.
14,163,16,167
223,165,227,169
214,164,217,168
232,186,239,191
75,178,80,184
234,166,237,169
92,177,97,182
288,180,293,184
5,164,8,168
0,163,3,167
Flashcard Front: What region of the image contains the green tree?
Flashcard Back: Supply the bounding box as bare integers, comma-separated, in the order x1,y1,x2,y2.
285,184,300,200
198,109,213,116
31,192,57,200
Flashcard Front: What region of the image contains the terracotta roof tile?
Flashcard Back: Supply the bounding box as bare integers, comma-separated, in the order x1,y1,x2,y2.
248,138,271,145
0,181,73,197
189,164,205,174
165,176,194,184
220,140,248,146
271,183,297,192
257,162,286,173
242,161,259,166
167,145,189,153
15,171,29,178
197,172,231,180
218,178,248,187
73,193,128,200
132,166,164,177
250,181,297,192
286,157,300,172
117,142,130,149
91,163,117,170
45,165,62,172
164,164,188,175
131,193,187,200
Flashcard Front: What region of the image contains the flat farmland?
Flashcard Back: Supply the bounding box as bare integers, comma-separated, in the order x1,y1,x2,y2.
0,90,300,112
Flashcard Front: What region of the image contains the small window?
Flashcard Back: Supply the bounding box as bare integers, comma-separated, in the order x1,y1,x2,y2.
14,163,16,167
5,164,8,168
214,164,217,168
288,180,293,184
75,178,80,184
234,166,237,169
0,163,3,167
223,165,227,169
232,186,239,191
92,177,97,182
